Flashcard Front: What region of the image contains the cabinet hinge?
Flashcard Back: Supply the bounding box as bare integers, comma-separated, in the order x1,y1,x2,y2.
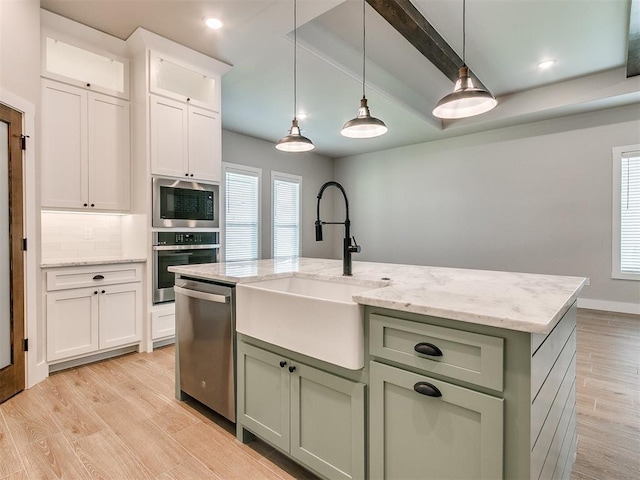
20,135,29,150
23,338,28,352
22,238,27,251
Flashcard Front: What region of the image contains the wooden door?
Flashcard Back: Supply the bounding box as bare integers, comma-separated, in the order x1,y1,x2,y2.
0,103,25,403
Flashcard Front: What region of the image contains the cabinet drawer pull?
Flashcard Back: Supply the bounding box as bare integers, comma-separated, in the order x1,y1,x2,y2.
93,275,105,280
414,342,443,357
413,382,442,398
279,360,287,368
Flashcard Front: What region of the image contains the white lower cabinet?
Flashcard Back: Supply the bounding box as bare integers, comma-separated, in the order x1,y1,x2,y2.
46,264,143,363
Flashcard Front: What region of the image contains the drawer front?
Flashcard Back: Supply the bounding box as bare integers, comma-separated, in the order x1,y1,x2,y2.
47,263,143,291
370,314,504,391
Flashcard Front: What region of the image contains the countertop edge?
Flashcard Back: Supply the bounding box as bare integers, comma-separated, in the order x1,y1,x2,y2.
41,258,148,268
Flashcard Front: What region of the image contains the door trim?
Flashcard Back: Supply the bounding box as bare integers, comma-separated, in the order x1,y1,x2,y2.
0,89,45,389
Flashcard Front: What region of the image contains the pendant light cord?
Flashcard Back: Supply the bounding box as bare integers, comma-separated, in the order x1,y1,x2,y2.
362,0,366,99
293,0,297,120
462,0,466,66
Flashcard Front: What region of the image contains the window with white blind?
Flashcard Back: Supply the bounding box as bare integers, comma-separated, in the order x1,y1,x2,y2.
612,145,640,279
272,172,301,258
223,163,261,262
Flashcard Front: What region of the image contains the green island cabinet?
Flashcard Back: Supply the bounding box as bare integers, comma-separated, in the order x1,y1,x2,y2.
237,338,366,480
237,302,577,480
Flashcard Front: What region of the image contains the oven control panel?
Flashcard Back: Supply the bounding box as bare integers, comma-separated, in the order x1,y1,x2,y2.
154,231,219,246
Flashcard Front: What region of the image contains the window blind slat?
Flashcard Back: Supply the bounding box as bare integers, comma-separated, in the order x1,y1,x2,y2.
225,168,260,262
620,154,640,274
273,176,300,258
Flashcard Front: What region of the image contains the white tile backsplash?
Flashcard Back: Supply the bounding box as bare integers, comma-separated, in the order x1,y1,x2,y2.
41,212,124,262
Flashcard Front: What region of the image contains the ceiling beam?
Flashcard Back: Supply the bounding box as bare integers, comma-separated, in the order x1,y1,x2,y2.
627,0,640,77
365,0,487,89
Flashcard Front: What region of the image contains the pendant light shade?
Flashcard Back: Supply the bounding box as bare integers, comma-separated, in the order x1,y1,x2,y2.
432,0,497,120
276,0,314,152
276,119,315,152
432,66,497,119
341,0,387,139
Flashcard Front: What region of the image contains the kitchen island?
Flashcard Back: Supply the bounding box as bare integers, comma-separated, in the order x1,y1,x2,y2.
169,257,587,480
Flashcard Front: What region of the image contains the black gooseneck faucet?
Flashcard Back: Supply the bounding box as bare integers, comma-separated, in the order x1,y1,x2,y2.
315,181,361,276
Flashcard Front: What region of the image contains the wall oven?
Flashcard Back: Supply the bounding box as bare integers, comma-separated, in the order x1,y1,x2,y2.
152,177,220,228
152,231,219,304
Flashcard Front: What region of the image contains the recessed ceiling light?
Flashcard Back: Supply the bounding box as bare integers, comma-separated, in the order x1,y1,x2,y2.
538,60,555,70
205,17,223,30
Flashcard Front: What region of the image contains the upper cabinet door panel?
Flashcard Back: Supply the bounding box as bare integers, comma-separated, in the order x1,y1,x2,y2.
88,93,131,210
149,51,219,111
150,95,189,178
41,80,88,209
187,106,221,182
42,33,129,99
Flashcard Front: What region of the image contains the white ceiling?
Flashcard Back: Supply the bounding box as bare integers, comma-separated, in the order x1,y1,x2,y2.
40,0,639,158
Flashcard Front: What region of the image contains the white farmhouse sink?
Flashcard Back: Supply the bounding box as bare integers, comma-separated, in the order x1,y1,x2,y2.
236,276,375,370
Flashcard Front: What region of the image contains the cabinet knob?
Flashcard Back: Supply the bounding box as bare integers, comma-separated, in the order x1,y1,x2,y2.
288,365,296,373
190,174,194,177
90,204,95,207
101,290,106,294
413,382,442,398
414,342,443,357
279,360,287,368
185,173,189,177
83,203,88,207
93,291,98,295
86,83,91,87
186,97,191,102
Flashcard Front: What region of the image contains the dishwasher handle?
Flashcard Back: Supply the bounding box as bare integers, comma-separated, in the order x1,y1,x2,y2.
174,285,229,304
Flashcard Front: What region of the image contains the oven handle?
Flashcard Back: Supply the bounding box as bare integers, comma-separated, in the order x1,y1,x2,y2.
174,285,228,304
153,244,220,251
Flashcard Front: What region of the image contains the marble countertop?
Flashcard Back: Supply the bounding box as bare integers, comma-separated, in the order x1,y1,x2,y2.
41,257,147,268
169,257,588,334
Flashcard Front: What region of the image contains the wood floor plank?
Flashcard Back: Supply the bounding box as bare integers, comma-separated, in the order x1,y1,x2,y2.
156,457,222,480
172,422,285,480
0,412,23,478
19,432,91,479
33,381,105,443
73,429,154,480
0,384,61,447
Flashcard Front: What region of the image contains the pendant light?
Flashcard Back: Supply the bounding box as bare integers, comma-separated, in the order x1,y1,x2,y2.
432,0,497,119
276,0,314,152
341,0,388,138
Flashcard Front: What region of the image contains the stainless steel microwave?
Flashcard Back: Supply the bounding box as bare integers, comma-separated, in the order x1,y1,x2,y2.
152,177,220,228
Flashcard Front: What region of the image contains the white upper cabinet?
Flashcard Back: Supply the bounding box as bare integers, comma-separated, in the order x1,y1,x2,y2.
42,80,131,211
42,32,129,100
149,51,219,111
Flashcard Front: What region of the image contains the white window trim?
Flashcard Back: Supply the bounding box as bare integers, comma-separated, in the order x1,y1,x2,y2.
611,144,640,280
271,171,302,259
222,162,262,262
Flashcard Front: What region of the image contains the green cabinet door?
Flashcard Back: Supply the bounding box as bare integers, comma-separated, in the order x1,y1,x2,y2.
291,363,366,480
370,361,504,480
237,341,290,451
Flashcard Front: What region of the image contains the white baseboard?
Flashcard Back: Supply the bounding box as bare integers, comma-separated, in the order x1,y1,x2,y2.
578,298,640,315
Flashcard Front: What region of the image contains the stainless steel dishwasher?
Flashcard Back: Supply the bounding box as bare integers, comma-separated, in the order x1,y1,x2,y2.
174,276,235,422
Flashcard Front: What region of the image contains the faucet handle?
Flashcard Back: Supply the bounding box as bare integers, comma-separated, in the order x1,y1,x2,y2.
348,236,361,254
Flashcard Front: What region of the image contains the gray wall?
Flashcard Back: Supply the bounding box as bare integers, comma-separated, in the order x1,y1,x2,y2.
334,104,640,307
222,129,336,260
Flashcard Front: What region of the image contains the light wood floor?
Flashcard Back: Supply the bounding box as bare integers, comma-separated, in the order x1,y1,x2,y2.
0,309,638,480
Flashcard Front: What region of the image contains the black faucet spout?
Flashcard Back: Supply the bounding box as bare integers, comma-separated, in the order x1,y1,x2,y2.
315,181,360,276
